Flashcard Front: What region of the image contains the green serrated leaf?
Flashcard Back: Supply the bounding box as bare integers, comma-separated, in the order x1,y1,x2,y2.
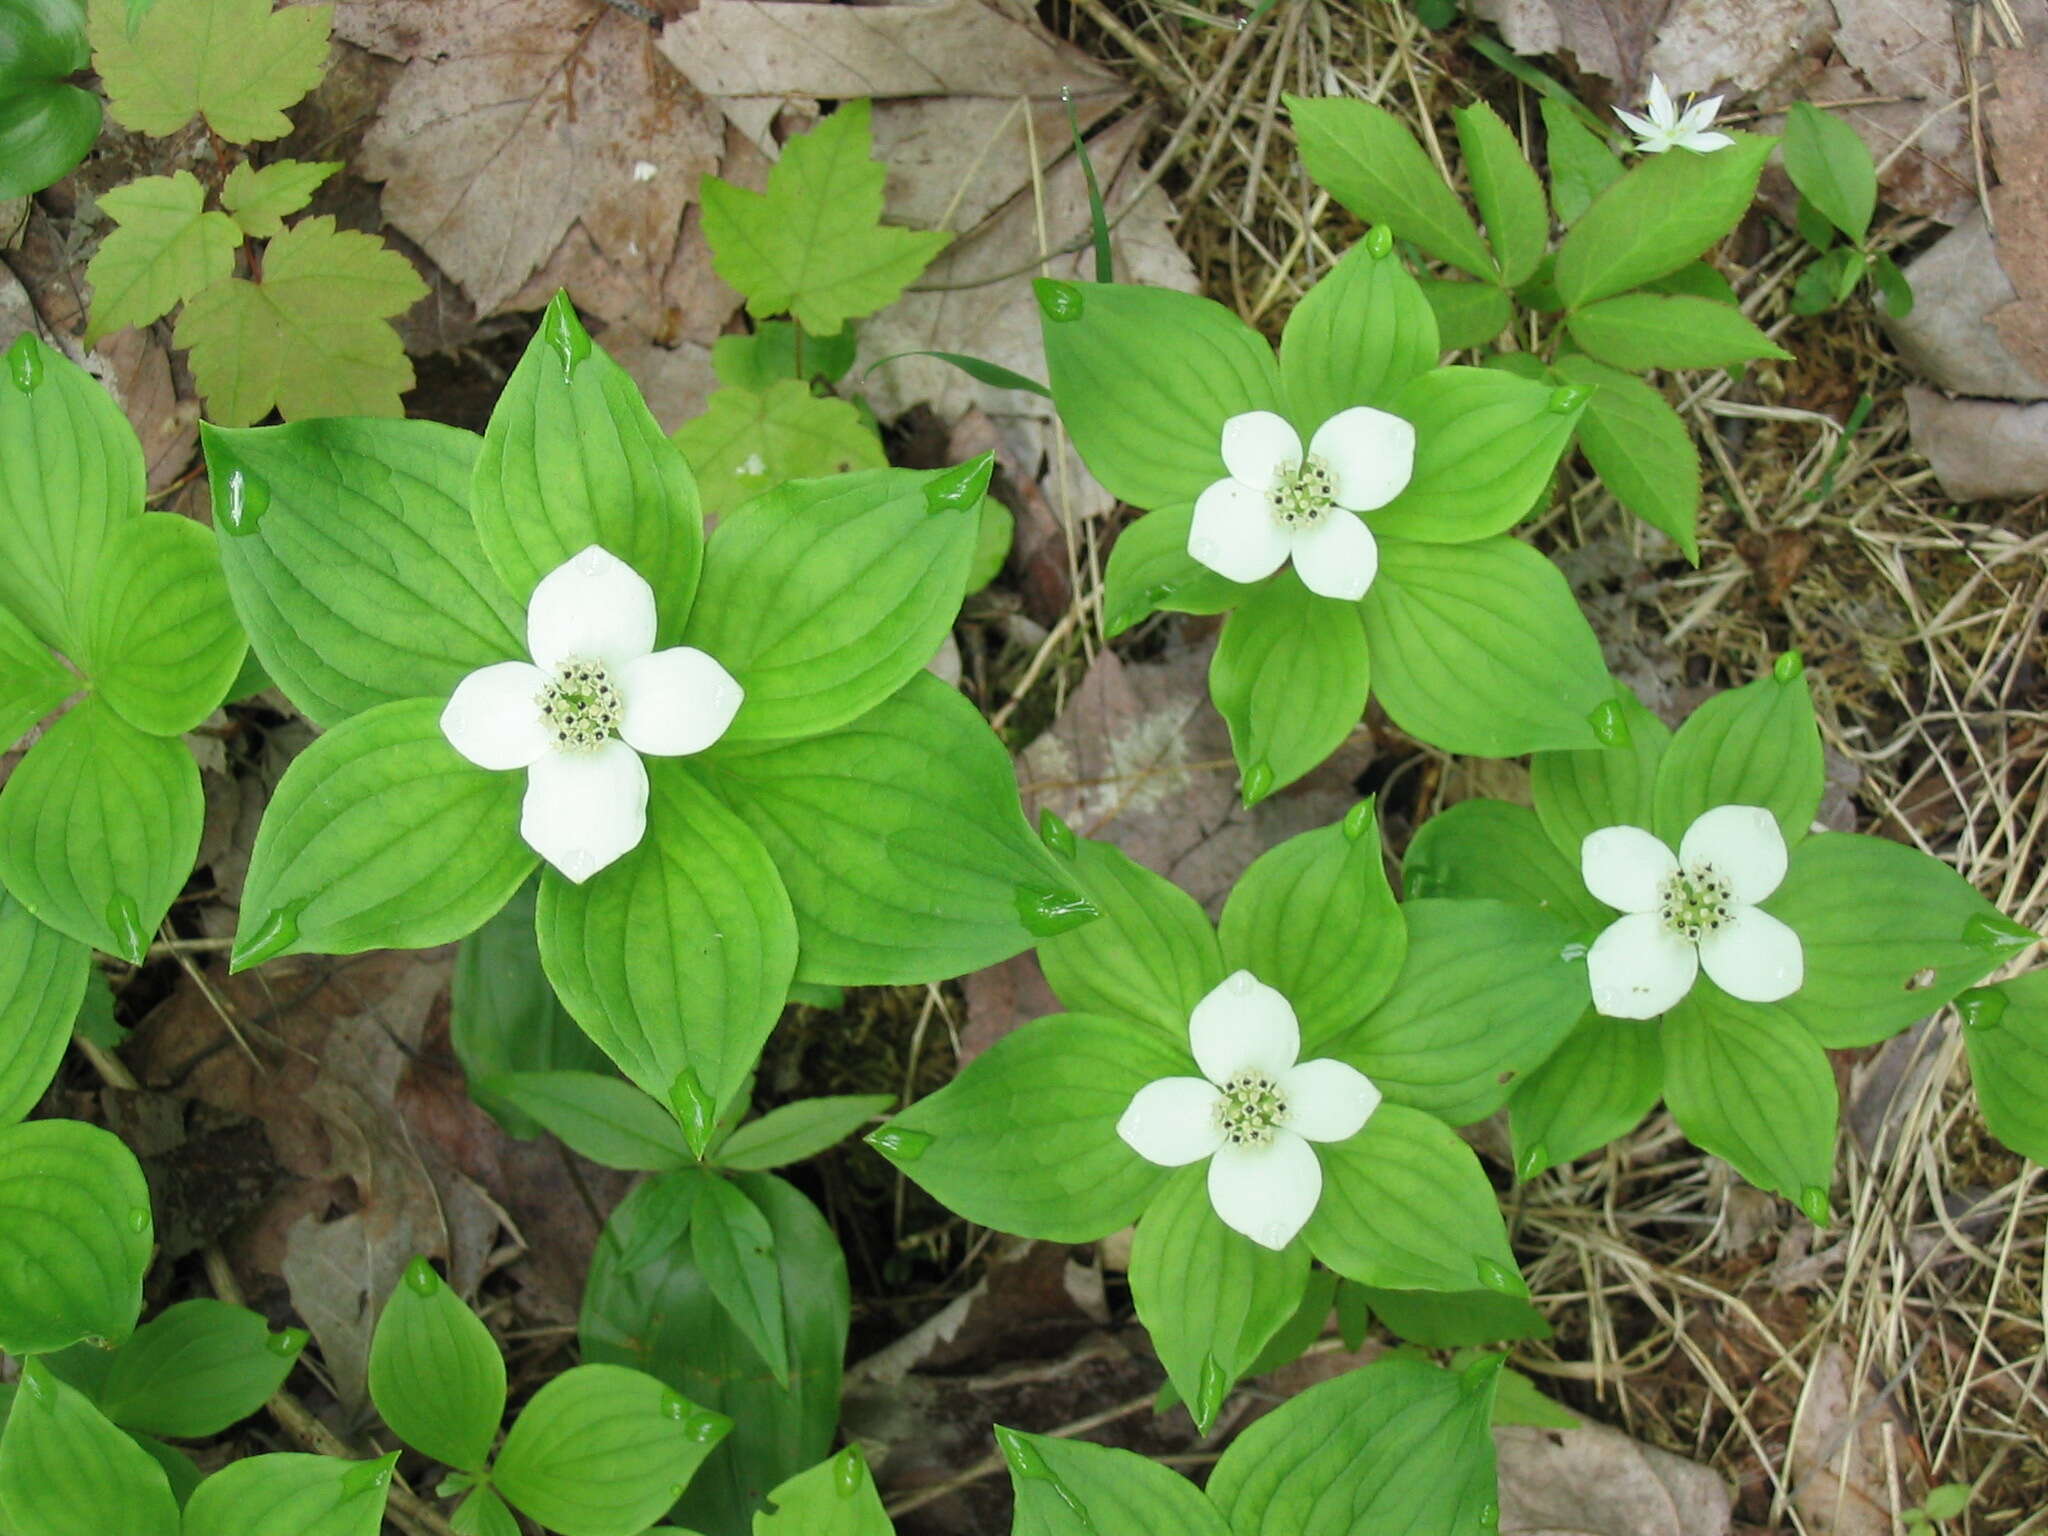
1783,102,1876,244
712,321,859,389
81,511,246,736
1288,94,1495,280
716,1095,894,1172
700,99,950,336
1566,293,1790,371
174,215,424,425
1539,97,1623,226
0,1364,178,1536
1552,353,1702,560
0,1119,152,1353
367,1260,505,1473
673,380,885,517
1453,100,1548,287
84,170,242,342
1210,569,1370,800
88,0,329,142
1554,134,1775,308
219,158,340,238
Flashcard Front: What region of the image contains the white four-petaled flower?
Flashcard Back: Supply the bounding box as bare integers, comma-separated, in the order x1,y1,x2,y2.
440,545,743,884
1614,75,1734,156
1581,804,1803,1019
1189,408,1415,601
1116,971,1381,1250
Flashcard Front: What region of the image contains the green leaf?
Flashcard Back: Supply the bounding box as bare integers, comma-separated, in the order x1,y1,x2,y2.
479,1072,691,1171
94,1299,305,1439
685,464,982,742
1872,252,1914,318
753,1448,893,1535
1488,1362,1580,1428
0,890,92,1126
1218,808,1404,1047
493,1364,729,1536
367,1259,504,1473
0,697,203,961
874,1014,1183,1241
0,333,144,650
1099,503,1245,636
1453,101,1548,286
232,698,533,968
128,1433,202,1508
690,1174,790,1385
451,1487,522,1536
1129,1166,1307,1430
1037,279,1281,511
174,215,424,424
970,497,1013,592
1783,102,1876,243
1369,366,1582,543
1279,239,1440,429
700,99,950,336
997,1429,1232,1536
537,760,797,1113
1566,293,1790,371
0,1364,177,1536
1554,134,1775,308
450,882,616,1138
1360,534,1612,755
202,417,521,728
219,158,340,238
180,1453,394,1536
1338,898,1589,1125
1531,685,1671,858
0,1118,151,1353
582,1173,846,1535
673,381,886,517
716,1094,894,1172
1540,97,1623,225
1509,1013,1662,1176
0,0,101,199
87,0,326,141
1766,833,2026,1049
1206,1355,1498,1534
0,599,73,748
1965,972,2048,1165
1035,835,1225,1037
1663,989,1835,1202
1354,1286,1550,1347
703,672,1089,985
1653,660,1821,847
1303,1102,1520,1291
1552,353,1702,560
81,511,245,736
82,170,242,342
1418,277,1512,351
1288,94,1494,280
472,295,701,631
1209,570,1369,799
714,322,860,389
1403,797,1608,927
1646,260,1741,305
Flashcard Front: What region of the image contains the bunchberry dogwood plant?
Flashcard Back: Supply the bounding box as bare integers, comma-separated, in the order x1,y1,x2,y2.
1613,75,1734,155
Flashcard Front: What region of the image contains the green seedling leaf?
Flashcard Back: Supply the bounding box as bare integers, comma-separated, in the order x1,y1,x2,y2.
700,98,950,337
479,1071,692,1171
672,380,886,517
83,170,241,342
0,1118,151,1353
1210,570,1371,802
864,348,1051,398
1565,293,1790,371
0,890,92,1126
181,1452,395,1536
95,1299,306,1439
0,1363,178,1536
0,0,102,198
1783,102,1876,243
753,1447,893,1535
81,511,246,736
219,158,340,238
1552,354,1702,560
998,1428,1232,1536
368,1259,505,1473
1554,134,1775,308
690,1174,790,1384
175,215,426,425
88,0,329,141
1453,100,1548,286
716,1094,895,1171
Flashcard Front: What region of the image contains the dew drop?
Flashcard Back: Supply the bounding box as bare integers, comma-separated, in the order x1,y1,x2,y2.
1585,697,1632,748
668,1483,685,1501
924,453,995,514
1956,986,2006,1032
1480,1500,1501,1528
1365,225,1395,259
1035,279,1084,322
1188,535,1222,565
105,894,147,965
542,292,592,382
683,1409,730,1444
1546,383,1591,414
219,465,270,536
1772,648,1805,683
1558,942,1588,963
1515,1141,1549,1183
994,1425,1049,1478
1240,760,1275,807
1798,1185,1831,1227
233,897,308,972
267,1327,309,1358
1038,808,1077,860
127,1206,150,1234
1459,1350,1505,1395
1961,912,2039,954
659,1389,687,1421
866,1126,933,1163
1195,1354,1230,1431
1342,797,1377,841
18,1362,49,1402
833,1445,867,1496
7,333,45,393
668,1067,719,1158
404,1256,442,1296
341,1456,396,1496
1474,1256,1523,1295
1015,885,1097,936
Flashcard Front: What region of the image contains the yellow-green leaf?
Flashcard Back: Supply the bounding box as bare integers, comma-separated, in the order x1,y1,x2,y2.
220,158,341,238
672,379,885,516
84,171,242,343
699,98,950,337
173,215,425,426
89,0,330,142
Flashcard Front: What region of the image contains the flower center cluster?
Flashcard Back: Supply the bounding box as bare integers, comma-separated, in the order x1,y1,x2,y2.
1266,457,1336,531
1215,1069,1289,1148
1658,864,1734,943
536,659,622,751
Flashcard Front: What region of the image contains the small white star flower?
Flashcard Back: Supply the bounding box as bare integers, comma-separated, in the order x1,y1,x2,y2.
1116,970,1381,1250
1614,75,1734,155
1581,804,1803,1019
440,545,743,885
1189,407,1415,600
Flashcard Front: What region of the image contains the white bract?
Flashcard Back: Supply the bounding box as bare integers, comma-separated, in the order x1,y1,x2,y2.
1116,970,1381,1250
1614,75,1734,155
1581,804,1804,1019
440,545,742,884
1189,407,1414,601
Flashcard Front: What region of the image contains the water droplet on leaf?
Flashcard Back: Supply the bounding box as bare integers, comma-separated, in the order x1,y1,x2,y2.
1799,1185,1831,1227
341,1456,396,1496
1365,225,1394,259
1343,797,1377,841
684,1409,730,1444
1961,912,2038,953
668,1067,719,1158
659,1389,687,1421
1474,1256,1523,1294
7,333,44,394
1195,1354,1230,1431
995,1424,1049,1477
1240,760,1274,807
1038,808,1077,859
1480,1499,1501,1527
1515,1142,1549,1183
834,1445,867,1496
1547,384,1591,414
403,1256,441,1296
104,894,147,965
127,1206,150,1234
1772,648,1805,683
1558,941,1588,963
233,898,308,971
866,1126,933,1163
1585,697,1631,748
1458,1351,1506,1394
542,292,592,382
219,465,270,536
1956,986,2006,1031
267,1327,309,1358
1035,280,1084,322
924,453,995,514
1015,885,1097,936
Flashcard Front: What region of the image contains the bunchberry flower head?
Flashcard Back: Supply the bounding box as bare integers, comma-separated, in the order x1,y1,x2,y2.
1189,407,1415,601
1116,970,1381,1250
439,545,743,884
1581,804,1803,1018
1614,75,1734,156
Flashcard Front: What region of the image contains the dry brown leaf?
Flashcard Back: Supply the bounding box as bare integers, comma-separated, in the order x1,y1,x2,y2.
344,0,723,325
1788,1345,1903,1536
1497,1423,1736,1536
1985,46,2048,381
1468,0,1826,96
1881,212,2048,399
1903,385,2048,497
